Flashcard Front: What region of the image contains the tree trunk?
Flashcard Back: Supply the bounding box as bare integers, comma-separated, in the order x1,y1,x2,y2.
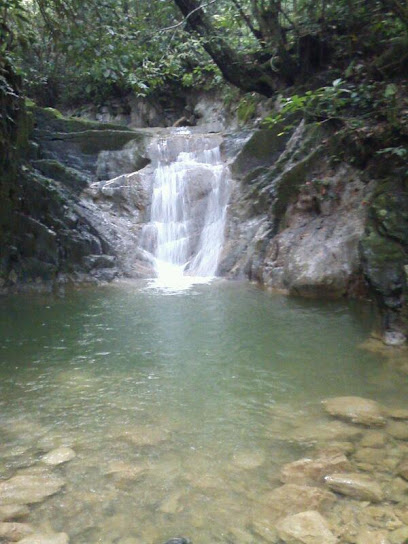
173,0,277,95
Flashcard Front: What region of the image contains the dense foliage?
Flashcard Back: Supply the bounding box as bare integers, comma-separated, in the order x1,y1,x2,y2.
1,0,408,112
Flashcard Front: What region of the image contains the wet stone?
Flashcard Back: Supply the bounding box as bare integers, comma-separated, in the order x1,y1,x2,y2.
389,526,408,544
387,421,408,440
276,510,337,544
163,539,191,544
280,452,350,485
17,533,69,544
356,529,390,544
232,451,265,470
0,522,34,541
387,409,408,420
360,431,387,448
353,447,386,466
284,420,363,445
41,447,76,466
262,484,336,521
325,472,384,502
251,519,278,543
119,425,169,446
104,461,147,481
397,460,408,481
0,504,30,521
159,491,184,514
0,474,65,505
322,396,387,427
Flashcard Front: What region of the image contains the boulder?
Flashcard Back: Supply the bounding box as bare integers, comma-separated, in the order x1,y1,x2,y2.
280,453,350,485
0,474,65,506
325,473,384,502
276,510,337,544
322,397,387,426
41,447,76,466
262,484,336,521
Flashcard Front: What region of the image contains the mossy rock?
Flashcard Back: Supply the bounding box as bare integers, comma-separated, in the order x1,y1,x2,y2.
360,227,406,303
370,185,408,246
231,126,293,178
32,106,131,134
33,160,89,192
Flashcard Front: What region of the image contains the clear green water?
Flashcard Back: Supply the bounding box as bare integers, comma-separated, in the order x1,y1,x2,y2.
0,280,405,543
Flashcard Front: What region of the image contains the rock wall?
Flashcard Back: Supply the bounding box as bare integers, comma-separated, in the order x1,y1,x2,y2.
220,121,408,343
0,107,158,293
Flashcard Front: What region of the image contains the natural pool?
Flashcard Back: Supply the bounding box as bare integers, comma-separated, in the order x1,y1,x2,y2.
0,280,407,543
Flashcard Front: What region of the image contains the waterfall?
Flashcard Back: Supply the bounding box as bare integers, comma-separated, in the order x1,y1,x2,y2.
141,130,229,289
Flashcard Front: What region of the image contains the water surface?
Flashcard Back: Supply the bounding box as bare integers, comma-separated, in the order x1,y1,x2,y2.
0,281,405,543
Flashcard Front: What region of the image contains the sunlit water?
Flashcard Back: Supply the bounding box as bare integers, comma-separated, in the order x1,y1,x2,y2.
0,281,407,543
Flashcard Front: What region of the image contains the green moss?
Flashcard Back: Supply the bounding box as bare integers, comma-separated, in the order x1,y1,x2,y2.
33,106,132,134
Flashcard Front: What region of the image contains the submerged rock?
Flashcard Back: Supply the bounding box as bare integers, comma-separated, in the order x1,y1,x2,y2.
387,421,408,440
280,452,350,485
359,431,387,448
325,472,384,502
262,484,336,521
159,492,184,514
0,474,65,506
42,447,76,466
232,450,265,469
281,419,363,446
0,522,34,541
356,529,390,544
0,504,29,521
387,408,408,420
17,533,69,544
119,425,169,446
276,510,337,544
397,460,408,480
163,539,191,544
322,396,387,426
104,461,147,481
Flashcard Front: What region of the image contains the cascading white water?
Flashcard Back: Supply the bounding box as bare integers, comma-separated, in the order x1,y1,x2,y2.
141,131,229,289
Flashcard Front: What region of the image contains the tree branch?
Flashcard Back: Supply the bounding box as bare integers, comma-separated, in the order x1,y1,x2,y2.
160,0,217,32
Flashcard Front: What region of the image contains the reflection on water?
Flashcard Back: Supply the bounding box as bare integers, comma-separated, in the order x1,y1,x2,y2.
0,280,407,543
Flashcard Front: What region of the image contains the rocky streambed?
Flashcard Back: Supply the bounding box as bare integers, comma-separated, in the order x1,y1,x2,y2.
1,391,408,544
